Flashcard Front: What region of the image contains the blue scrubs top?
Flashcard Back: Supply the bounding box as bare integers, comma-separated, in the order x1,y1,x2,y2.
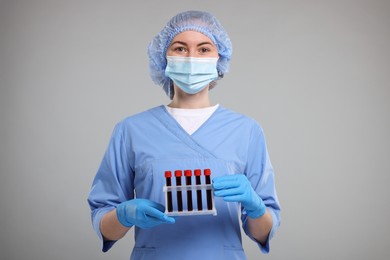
88,105,280,260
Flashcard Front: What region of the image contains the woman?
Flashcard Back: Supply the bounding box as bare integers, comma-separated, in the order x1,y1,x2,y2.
88,10,280,259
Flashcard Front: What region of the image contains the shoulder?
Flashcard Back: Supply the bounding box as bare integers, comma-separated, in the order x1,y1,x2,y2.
111,106,164,136
217,106,264,133
118,106,163,125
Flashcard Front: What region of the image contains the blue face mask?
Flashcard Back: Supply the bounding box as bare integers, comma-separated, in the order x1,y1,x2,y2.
165,56,219,94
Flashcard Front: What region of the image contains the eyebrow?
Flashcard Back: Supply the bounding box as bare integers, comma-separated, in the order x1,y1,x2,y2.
169,41,215,47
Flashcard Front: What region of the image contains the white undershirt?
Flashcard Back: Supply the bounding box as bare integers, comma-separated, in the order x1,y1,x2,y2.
165,104,219,135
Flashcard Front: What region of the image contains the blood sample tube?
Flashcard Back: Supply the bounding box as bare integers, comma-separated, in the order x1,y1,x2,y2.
204,169,213,210
184,170,193,211
194,169,203,211
165,171,173,212
175,170,183,212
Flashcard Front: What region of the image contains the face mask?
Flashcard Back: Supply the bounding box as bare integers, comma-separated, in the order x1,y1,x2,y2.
165,56,219,94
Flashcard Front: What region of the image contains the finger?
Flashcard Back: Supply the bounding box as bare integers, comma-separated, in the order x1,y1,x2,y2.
213,187,243,198
212,178,241,190
221,194,246,203
213,175,239,183
145,200,166,212
145,207,175,224
143,200,175,224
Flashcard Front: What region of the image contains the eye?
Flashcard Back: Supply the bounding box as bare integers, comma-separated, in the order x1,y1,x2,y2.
174,46,187,53
199,47,210,54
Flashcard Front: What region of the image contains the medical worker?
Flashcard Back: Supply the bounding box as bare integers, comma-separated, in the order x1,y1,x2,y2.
88,10,280,259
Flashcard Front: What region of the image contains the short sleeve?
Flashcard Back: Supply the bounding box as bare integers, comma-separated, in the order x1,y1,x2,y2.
241,124,281,253
87,121,135,252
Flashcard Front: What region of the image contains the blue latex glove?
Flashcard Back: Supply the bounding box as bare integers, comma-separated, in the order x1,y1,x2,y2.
213,174,266,218
116,199,175,228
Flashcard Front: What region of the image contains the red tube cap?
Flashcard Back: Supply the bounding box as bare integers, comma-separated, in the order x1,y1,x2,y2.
165,171,172,178
184,170,192,177
204,169,211,176
174,170,182,177
194,169,201,176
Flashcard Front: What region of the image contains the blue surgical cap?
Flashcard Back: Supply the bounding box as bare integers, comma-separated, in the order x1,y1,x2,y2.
147,10,233,99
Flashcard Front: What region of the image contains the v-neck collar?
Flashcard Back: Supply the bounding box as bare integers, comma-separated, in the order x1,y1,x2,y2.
149,105,221,158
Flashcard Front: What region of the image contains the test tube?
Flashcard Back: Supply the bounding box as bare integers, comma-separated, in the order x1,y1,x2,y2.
175,170,183,212
184,170,193,211
194,169,203,211
165,171,173,212
204,169,213,210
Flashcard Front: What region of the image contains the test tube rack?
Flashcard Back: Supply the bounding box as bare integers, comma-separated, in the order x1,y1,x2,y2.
163,169,217,217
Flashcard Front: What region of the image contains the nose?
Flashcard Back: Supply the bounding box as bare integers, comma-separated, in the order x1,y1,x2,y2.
185,49,200,58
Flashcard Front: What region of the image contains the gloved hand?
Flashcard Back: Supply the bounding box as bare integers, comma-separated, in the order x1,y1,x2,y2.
116,198,175,228
213,174,266,219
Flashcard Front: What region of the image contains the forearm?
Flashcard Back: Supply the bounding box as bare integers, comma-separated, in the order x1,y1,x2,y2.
247,208,273,245
100,209,130,241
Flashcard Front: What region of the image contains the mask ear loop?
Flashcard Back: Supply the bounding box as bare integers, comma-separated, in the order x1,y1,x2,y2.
169,80,175,100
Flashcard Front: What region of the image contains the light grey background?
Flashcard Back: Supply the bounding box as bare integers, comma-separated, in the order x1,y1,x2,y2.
1,0,389,259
